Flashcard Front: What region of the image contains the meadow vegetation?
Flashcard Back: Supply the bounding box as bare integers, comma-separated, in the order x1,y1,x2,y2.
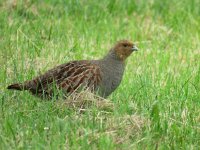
0,0,200,149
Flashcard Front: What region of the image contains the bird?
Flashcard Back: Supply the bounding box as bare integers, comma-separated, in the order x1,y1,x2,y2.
7,40,138,99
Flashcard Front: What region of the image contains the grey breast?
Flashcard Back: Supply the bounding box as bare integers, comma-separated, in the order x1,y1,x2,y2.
93,59,125,98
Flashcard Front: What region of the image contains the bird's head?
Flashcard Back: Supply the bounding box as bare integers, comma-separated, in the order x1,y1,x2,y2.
113,40,138,61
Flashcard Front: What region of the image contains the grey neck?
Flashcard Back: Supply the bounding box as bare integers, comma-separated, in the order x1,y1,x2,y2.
98,49,125,74
102,49,122,63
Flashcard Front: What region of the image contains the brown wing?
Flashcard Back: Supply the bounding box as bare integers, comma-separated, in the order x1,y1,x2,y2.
24,60,102,97
59,62,102,93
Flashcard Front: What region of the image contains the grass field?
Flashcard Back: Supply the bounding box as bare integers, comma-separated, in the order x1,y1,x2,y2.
0,0,200,149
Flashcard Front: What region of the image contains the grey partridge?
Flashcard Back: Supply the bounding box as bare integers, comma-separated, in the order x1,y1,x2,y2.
7,40,138,98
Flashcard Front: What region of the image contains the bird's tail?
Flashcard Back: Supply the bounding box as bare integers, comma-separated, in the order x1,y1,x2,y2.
7,83,24,91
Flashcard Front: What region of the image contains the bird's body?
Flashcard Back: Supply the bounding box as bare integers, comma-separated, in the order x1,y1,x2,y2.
7,40,138,99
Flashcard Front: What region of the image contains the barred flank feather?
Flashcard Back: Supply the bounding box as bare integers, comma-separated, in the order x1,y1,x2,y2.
7,83,24,91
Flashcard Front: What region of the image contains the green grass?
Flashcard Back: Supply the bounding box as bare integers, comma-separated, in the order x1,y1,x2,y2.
0,0,200,149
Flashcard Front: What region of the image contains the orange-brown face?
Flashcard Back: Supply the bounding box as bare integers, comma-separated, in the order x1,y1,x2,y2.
114,40,138,61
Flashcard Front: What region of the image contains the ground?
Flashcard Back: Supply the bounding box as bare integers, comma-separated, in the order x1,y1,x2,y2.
0,0,200,149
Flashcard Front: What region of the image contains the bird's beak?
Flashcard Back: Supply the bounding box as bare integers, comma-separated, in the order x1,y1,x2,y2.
132,45,139,51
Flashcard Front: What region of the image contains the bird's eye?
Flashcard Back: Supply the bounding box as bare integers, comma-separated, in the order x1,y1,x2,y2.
123,44,128,47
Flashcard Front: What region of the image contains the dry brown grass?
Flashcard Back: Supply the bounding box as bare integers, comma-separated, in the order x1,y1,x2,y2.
55,90,149,147
56,90,115,112
78,115,147,144
65,113,148,148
